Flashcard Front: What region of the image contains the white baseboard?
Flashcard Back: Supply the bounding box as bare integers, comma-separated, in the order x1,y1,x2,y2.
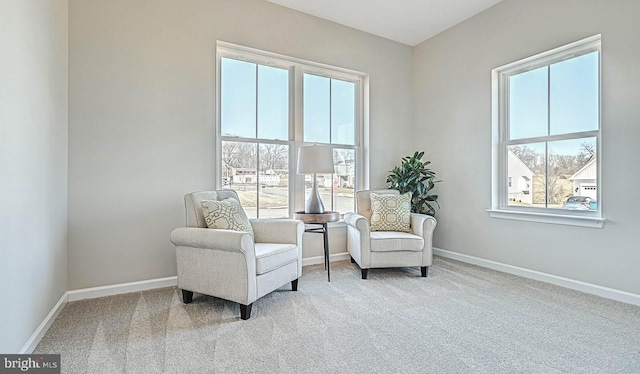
20,292,69,354
21,258,348,354
24,249,638,354
68,276,178,302
434,248,640,307
21,276,178,353
66,256,346,302
302,251,350,267
63,255,344,303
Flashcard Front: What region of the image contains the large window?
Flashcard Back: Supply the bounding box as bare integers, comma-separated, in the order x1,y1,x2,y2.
491,35,603,228
217,42,366,218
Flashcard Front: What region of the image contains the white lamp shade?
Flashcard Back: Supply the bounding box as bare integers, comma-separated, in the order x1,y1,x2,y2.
297,145,334,174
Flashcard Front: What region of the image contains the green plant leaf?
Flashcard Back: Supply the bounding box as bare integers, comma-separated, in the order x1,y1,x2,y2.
386,151,441,216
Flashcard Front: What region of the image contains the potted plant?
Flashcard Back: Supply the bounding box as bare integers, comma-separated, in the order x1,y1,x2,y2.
386,151,440,216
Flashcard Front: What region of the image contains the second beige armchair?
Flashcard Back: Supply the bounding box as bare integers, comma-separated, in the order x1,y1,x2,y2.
344,189,437,279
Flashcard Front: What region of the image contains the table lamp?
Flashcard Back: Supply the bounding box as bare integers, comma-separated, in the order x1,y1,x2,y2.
297,145,334,213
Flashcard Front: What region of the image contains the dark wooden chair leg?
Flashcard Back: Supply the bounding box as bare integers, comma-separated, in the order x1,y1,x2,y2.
350,256,356,263
421,266,429,277
181,289,193,304
240,303,253,320
291,279,298,291
361,269,369,279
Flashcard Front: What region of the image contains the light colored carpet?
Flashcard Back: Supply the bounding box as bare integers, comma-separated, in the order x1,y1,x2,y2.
35,257,640,373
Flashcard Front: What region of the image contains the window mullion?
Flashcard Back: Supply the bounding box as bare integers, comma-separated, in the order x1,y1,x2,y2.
293,66,304,214
255,65,260,218
504,74,510,143
329,79,334,211
502,74,509,208
547,65,551,136
498,73,510,209
546,65,551,210
544,141,549,209
505,131,599,146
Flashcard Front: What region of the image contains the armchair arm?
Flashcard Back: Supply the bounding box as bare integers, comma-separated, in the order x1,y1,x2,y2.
250,219,304,245
170,227,254,253
411,213,437,266
344,212,372,268
170,227,257,305
410,213,437,239
250,218,304,277
344,212,370,234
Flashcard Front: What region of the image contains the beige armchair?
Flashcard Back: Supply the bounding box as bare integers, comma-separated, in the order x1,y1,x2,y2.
170,190,304,320
344,189,437,279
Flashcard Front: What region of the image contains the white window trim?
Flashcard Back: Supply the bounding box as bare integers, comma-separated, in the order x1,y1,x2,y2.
215,41,369,217
489,34,605,228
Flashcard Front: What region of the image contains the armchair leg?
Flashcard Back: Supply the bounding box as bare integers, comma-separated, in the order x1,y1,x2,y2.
291,279,298,291
240,303,253,320
361,269,369,279
181,289,193,304
350,256,355,263
421,266,429,277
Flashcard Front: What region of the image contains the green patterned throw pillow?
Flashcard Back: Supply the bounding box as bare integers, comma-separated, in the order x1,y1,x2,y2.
201,198,254,237
369,192,412,232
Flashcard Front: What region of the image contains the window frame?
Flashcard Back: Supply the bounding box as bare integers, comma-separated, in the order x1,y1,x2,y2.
489,35,605,228
299,68,361,213
215,41,369,218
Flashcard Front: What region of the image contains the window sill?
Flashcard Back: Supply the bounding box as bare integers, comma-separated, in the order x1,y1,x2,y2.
487,209,605,228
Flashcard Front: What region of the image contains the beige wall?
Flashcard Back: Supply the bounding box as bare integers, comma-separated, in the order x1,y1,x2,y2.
413,0,640,294
68,0,414,289
0,0,69,352
7,0,638,352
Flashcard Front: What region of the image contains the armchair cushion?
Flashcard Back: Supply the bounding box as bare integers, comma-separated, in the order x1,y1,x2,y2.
201,198,254,237
370,231,424,252
254,243,298,275
369,192,411,232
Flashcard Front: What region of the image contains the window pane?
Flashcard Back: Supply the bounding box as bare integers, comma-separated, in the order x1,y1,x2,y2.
303,74,330,143
221,141,258,218
507,143,545,208
549,138,597,210
509,66,548,140
221,58,256,138
550,52,599,135
258,65,289,140
334,149,355,214
258,144,289,218
331,79,355,145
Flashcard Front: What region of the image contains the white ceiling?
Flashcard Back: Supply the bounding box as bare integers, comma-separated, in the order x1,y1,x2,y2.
266,0,503,46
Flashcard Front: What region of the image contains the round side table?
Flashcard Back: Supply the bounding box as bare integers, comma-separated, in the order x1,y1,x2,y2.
295,211,340,281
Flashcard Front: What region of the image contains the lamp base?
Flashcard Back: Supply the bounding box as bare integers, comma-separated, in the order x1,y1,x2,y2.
305,174,325,214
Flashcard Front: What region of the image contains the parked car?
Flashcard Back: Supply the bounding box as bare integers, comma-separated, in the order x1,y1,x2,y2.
563,196,593,210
